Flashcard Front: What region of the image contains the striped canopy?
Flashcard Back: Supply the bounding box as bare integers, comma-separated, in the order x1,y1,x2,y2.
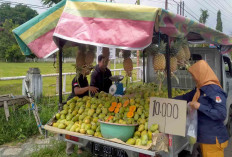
13,0,232,58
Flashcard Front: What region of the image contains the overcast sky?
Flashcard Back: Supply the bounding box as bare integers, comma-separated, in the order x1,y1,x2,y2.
11,0,232,35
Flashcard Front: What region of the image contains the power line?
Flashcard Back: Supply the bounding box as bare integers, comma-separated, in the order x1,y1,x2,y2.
147,0,176,5
172,0,199,22
202,0,232,19
0,0,48,9
194,0,232,28
183,4,200,20
194,0,217,16
195,0,230,20
224,0,232,8
212,0,232,15
0,2,47,9
191,0,232,32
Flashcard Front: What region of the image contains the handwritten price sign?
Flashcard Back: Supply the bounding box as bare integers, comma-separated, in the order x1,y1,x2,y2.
148,97,187,136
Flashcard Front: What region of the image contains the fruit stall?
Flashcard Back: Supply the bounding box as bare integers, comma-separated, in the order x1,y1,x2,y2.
12,0,232,157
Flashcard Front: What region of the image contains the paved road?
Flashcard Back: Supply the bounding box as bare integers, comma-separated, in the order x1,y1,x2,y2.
0,136,56,157
225,137,232,157
0,135,231,157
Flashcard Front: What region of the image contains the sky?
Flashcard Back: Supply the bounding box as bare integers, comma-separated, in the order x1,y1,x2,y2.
8,0,232,35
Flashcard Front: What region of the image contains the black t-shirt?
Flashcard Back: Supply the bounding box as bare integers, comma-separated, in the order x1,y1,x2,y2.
67,74,89,100
90,65,112,93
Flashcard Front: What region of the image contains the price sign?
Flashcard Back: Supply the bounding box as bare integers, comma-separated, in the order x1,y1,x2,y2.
148,97,187,136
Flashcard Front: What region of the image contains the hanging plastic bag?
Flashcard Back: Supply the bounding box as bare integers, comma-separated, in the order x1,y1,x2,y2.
186,103,198,145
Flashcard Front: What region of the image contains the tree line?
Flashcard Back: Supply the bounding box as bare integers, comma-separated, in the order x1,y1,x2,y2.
199,9,223,32
0,3,38,62
0,0,76,63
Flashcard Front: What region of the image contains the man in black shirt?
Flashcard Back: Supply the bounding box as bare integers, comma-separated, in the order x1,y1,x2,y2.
90,54,112,93
67,73,98,100
66,66,98,155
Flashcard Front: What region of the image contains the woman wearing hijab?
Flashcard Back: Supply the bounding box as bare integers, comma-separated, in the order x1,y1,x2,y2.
175,60,229,157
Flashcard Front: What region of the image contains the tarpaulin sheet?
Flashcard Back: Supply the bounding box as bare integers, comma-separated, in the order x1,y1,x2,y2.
12,0,66,58
158,9,232,53
53,0,160,51
13,0,232,58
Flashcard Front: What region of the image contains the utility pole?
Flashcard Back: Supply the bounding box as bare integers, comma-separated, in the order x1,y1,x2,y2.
177,3,179,14
136,0,140,80
180,0,182,15
165,0,168,10
182,1,184,16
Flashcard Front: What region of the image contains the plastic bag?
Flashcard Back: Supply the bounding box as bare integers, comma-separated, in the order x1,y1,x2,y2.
186,103,198,145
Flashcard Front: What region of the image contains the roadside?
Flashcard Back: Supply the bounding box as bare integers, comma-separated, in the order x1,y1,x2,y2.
0,135,56,157
225,137,232,157
0,135,231,157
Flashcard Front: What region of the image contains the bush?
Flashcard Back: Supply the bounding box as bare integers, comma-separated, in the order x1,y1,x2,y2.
0,96,59,145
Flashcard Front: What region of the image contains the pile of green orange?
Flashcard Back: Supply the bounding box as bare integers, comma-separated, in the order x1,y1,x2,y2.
52,84,190,146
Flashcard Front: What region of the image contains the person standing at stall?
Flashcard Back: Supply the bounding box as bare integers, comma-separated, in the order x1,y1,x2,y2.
90,54,112,93
66,66,98,155
175,60,229,157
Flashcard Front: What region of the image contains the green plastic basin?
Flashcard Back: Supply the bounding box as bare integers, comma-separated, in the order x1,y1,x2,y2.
99,120,138,142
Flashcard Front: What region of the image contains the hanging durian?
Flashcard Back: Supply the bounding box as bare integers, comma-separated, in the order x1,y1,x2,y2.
85,45,96,65
76,45,86,68
123,50,133,77
102,47,110,58
102,47,110,67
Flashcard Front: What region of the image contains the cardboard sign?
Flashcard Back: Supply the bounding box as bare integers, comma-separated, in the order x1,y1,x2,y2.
148,97,187,137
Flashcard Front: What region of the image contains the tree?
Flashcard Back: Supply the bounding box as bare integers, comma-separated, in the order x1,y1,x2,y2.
216,10,223,32
0,19,25,62
41,0,62,7
199,9,209,24
0,3,38,62
0,3,38,25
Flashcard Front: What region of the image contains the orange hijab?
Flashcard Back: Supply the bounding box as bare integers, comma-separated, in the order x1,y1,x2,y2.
188,60,222,102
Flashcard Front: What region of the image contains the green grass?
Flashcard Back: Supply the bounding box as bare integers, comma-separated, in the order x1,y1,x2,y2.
0,96,59,145
0,62,141,96
0,61,142,145
28,140,92,157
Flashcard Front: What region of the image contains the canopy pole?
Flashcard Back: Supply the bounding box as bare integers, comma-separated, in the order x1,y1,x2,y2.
164,35,172,98
58,47,63,111
143,51,145,84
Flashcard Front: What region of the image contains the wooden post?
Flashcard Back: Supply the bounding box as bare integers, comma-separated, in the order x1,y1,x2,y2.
56,53,59,94
136,0,140,80
23,79,43,135
4,101,9,121
63,75,66,93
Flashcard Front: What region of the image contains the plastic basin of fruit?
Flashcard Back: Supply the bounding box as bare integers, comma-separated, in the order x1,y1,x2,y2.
99,120,138,142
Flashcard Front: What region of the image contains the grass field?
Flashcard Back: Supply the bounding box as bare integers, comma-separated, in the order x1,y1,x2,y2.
28,140,92,157
0,62,141,96
0,96,59,145
0,61,142,146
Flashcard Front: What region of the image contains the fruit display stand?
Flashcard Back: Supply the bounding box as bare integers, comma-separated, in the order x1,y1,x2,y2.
43,87,190,157
44,125,159,156
12,0,232,157
44,113,160,156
